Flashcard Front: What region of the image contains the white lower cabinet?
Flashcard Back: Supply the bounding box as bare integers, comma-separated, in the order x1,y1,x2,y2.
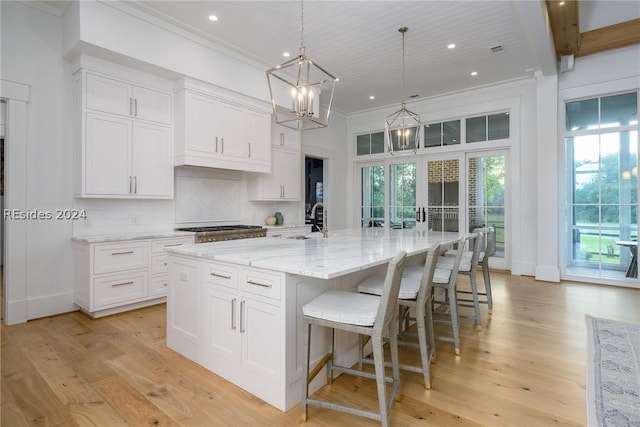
74,235,193,318
167,258,285,409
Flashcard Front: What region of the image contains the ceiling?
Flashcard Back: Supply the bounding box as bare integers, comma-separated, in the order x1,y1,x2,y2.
46,1,640,115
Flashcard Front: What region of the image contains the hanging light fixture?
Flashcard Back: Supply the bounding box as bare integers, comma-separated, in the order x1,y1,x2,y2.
385,27,421,155
266,0,337,131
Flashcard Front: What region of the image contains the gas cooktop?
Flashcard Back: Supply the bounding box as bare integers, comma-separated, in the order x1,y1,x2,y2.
175,225,263,232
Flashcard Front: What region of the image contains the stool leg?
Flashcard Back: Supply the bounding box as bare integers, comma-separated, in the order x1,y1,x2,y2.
372,334,394,427
482,263,493,314
327,328,335,384
426,298,436,363
301,321,311,422
448,285,461,355
415,304,432,389
470,273,482,331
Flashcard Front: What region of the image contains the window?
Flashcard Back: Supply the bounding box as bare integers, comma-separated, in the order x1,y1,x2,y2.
424,120,461,147
466,112,510,143
565,92,638,278
356,131,385,155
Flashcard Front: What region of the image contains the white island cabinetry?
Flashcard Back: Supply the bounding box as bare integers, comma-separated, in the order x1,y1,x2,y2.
166,229,462,411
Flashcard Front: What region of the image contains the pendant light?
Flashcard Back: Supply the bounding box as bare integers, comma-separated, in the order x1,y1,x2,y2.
266,0,337,131
385,27,421,155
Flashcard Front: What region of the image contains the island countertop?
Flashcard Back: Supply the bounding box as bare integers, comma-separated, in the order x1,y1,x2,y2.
166,228,461,279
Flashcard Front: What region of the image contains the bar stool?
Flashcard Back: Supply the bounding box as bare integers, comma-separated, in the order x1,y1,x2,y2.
356,243,441,389
439,231,484,330
301,251,407,427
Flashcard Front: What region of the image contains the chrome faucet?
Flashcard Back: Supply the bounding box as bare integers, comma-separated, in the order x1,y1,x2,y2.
310,203,328,238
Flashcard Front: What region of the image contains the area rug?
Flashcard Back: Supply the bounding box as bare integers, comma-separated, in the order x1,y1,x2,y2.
585,315,640,426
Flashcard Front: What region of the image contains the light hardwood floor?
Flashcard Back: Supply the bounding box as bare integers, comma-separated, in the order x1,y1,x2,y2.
2,272,639,426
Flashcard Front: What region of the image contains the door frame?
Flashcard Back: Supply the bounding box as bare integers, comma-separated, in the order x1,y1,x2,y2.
1,79,30,325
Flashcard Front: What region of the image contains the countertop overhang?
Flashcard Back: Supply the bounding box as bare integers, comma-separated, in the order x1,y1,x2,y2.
167,228,462,279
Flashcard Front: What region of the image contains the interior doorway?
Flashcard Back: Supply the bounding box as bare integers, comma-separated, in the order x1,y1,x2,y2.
305,156,324,232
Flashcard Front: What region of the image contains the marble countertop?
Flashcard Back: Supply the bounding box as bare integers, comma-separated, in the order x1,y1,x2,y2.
167,228,461,279
72,230,195,243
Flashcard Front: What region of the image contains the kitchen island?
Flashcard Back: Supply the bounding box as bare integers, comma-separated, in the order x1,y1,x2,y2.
165,228,460,411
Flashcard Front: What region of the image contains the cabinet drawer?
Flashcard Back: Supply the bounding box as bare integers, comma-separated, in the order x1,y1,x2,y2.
93,241,149,275
205,262,239,290
151,254,169,275
150,275,169,296
94,271,148,308
151,236,195,253
240,269,282,301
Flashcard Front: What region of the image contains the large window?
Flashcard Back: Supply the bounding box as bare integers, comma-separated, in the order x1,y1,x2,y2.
565,92,638,278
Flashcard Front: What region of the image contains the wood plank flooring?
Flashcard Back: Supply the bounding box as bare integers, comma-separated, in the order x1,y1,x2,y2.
2,272,639,426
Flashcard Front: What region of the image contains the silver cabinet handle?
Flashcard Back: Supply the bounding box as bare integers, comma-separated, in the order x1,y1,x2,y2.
133,176,137,194
248,143,251,158
240,300,245,333
231,298,237,330
129,98,133,116
247,279,272,289
112,281,134,287
112,251,134,255
134,98,138,117
163,243,183,247
129,176,133,194
211,272,232,279
280,132,284,146
221,137,224,153
215,136,218,152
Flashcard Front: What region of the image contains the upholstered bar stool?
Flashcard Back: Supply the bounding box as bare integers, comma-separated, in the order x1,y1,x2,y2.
301,251,407,427
402,235,468,355
445,227,495,314
439,231,484,330
357,243,441,389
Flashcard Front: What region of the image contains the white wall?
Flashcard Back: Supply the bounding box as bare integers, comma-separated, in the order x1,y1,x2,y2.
1,1,76,319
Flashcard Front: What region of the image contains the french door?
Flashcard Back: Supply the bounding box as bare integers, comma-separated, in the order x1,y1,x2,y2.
358,150,508,268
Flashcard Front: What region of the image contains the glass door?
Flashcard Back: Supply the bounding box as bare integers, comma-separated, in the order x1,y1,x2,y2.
388,160,418,229
467,151,508,268
359,162,385,228
425,157,462,232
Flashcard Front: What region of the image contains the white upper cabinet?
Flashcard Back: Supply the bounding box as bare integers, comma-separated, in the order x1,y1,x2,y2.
86,73,172,125
173,78,271,173
74,58,174,199
248,125,302,201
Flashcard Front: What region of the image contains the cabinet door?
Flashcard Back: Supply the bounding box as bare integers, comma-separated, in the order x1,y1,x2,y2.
132,86,172,125
168,257,200,343
271,125,301,151
203,286,240,378
240,297,281,385
132,122,172,197
279,149,302,200
86,73,132,117
85,113,132,196
186,92,220,155
219,101,247,159
247,110,271,163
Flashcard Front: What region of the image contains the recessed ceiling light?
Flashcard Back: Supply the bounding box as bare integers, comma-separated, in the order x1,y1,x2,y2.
559,1,565,5
208,15,218,22
282,52,290,58
447,43,456,49
470,71,478,76
369,96,375,100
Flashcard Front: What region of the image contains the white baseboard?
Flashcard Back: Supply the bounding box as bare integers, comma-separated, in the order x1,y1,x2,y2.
3,299,27,325
535,265,561,282
26,292,78,320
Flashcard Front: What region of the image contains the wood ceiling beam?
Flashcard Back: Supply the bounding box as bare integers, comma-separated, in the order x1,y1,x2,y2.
577,18,640,57
546,0,580,57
